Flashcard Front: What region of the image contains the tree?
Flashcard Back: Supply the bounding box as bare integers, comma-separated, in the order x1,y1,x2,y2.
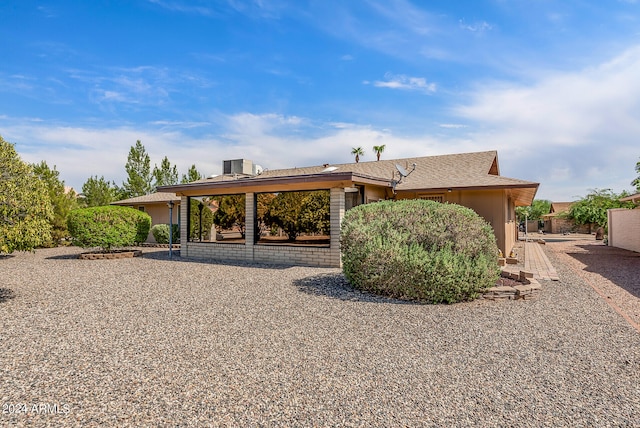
373,144,386,161
632,158,640,192
122,140,152,198
263,190,329,240
32,161,78,246
568,189,635,229
0,136,53,253
351,147,364,163
212,195,246,237
181,164,203,184
81,176,117,207
299,190,330,235
515,199,551,222
152,156,179,187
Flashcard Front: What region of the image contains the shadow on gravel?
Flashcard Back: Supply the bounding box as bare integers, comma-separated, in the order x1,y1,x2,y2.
294,273,417,305
0,288,16,303
565,244,640,298
144,250,293,270
46,253,82,260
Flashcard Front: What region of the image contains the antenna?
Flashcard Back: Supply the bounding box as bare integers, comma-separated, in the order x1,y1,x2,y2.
395,164,408,177
391,162,417,194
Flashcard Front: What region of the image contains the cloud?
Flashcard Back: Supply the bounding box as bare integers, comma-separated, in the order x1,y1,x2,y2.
366,73,437,93
2,112,482,192
458,19,493,33
453,45,640,200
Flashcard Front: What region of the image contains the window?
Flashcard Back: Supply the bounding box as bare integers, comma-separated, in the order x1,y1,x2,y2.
419,194,444,203
138,206,145,212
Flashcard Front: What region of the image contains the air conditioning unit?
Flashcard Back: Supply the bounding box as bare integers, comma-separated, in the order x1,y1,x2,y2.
223,159,253,175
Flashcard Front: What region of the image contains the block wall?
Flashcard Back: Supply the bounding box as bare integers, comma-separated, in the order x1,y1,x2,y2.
608,208,640,253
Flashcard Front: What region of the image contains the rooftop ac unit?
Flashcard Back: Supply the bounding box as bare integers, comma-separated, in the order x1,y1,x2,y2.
223,159,253,175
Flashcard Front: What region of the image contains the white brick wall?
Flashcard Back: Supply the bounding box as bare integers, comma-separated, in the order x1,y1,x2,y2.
608,208,640,253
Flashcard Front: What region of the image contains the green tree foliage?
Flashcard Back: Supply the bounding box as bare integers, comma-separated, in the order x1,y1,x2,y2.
212,194,246,237
189,199,214,241
568,189,635,228
515,199,551,222
81,176,118,207
351,147,364,163
373,144,386,161
265,190,330,240
67,206,151,251
122,140,152,198
152,156,179,188
632,158,640,192
0,136,53,253
341,200,500,304
181,164,203,184
32,161,78,246
299,190,330,235
150,223,179,244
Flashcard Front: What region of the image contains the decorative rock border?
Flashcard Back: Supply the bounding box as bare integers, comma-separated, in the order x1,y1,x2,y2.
482,270,542,300
78,250,143,260
137,243,181,249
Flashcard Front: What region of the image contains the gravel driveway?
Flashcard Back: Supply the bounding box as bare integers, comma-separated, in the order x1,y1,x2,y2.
1,245,639,427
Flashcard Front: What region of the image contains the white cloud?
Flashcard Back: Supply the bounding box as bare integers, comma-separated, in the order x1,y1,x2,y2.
458,19,493,33
368,73,437,93
454,45,640,200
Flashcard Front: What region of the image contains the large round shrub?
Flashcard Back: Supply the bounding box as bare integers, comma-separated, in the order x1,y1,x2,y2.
341,200,500,304
67,206,151,251
150,223,180,244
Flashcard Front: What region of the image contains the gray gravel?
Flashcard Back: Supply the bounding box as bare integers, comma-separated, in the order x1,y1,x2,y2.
1,246,640,427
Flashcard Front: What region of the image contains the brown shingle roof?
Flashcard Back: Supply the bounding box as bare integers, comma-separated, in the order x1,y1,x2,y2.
159,150,539,205
111,192,180,205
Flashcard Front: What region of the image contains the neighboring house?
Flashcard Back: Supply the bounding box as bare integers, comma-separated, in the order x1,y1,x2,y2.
608,192,640,253
542,202,592,234
158,151,539,267
111,192,181,243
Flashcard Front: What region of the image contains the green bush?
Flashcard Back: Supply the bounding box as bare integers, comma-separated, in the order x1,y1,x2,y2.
67,206,151,251
341,199,500,304
150,223,180,244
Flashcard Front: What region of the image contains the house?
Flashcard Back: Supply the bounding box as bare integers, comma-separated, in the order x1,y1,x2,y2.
158,150,539,267
542,202,593,234
608,192,640,253
111,192,181,243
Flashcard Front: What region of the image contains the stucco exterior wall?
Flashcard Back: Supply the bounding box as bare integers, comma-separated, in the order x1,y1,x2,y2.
396,189,514,255
608,208,640,253
121,202,180,242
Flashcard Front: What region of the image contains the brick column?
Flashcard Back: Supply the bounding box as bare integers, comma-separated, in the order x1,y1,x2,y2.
180,196,189,257
245,192,255,262
330,187,346,267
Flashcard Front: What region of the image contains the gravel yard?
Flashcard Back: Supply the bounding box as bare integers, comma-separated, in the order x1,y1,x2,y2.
1,245,640,427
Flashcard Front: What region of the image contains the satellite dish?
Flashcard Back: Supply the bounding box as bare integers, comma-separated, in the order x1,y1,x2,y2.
395,164,408,177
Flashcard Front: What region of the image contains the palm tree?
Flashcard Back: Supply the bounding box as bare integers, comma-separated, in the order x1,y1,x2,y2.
351,147,364,163
373,144,386,161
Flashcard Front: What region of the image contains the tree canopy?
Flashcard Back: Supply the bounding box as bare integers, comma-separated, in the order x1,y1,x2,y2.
351,147,364,163
32,161,78,245
1,136,53,253
515,199,551,222
632,158,640,192
181,164,203,184
152,156,179,188
82,176,118,207
568,189,635,228
122,140,152,198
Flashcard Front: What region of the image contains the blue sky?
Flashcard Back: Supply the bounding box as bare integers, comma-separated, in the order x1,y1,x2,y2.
1,0,639,201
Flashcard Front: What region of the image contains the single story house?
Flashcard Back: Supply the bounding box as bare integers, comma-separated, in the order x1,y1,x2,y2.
542,202,593,234
111,192,181,243
158,150,539,267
